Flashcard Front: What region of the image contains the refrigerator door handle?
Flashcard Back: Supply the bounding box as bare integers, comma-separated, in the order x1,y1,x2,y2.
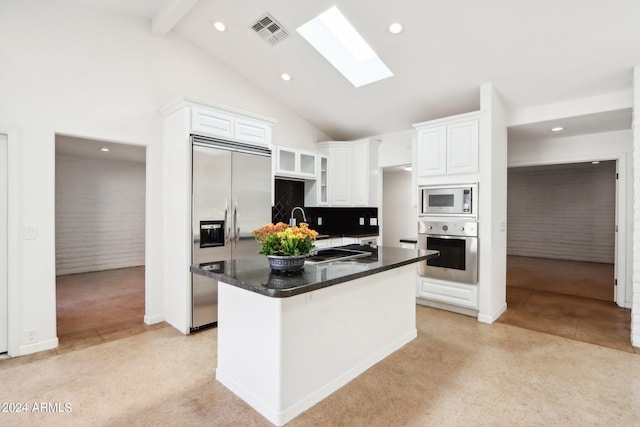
225,199,231,245
234,200,240,246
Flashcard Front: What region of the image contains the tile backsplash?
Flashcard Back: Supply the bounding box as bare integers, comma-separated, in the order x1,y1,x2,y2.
305,207,379,236
272,179,305,224
272,179,379,235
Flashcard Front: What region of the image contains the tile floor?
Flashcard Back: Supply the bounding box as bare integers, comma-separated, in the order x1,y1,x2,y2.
498,255,635,353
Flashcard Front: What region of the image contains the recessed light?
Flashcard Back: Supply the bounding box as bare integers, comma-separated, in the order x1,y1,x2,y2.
100,147,110,152
388,22,403,34
592,161,600,165
281,73,292,81
551,126,563,132
213,21,226,32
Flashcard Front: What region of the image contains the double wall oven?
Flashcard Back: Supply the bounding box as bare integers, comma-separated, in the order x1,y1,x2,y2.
418,183,478,284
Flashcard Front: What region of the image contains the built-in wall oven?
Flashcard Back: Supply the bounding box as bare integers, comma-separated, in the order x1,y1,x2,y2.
418,219,478,284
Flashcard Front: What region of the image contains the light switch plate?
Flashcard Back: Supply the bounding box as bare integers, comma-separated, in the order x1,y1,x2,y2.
24,224,38,240
317,217,323,225
370,218,378,226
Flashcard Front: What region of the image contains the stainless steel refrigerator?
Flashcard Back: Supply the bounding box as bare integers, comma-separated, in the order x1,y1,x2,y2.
191,137,272,331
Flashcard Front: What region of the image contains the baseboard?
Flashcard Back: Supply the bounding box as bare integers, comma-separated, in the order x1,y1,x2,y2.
19,337,59,356
416,298,479,318
477,302,507,324
144,313,165,325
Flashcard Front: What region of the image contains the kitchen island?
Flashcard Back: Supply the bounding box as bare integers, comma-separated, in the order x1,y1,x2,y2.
191,245,438,426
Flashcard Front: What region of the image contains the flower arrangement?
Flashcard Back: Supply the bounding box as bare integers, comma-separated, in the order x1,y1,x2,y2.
252,222,319,257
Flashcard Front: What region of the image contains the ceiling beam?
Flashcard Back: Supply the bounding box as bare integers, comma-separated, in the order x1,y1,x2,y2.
507,90,633,127
150,0,198,37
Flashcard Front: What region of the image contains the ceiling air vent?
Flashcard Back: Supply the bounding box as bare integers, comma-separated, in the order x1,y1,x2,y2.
251,13,288,46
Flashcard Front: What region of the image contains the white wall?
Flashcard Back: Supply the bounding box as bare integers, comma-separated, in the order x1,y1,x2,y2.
0,0,330,356
382,170,416,247
507,161,616,263
55,153,146,275
477,84,508,324
378,130,413,168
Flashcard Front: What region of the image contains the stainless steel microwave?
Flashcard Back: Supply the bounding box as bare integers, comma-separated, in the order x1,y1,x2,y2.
419,184,477,217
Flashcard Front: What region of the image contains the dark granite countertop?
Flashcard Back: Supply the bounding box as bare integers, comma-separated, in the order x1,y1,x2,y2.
191,245,438,298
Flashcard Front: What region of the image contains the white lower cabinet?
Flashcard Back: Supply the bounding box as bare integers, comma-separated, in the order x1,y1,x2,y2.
313,238,343,249
314,236,377,249
417,278,478,309
342,236,378,246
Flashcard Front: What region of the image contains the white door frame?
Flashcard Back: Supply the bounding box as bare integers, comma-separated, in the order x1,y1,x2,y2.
508,153,628,308
0,133,7,353
1,130,20,356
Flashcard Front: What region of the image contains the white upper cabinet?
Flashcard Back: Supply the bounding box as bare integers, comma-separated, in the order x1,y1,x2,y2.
190,104,274,147
416,126,447,176
274,145,317,179
318,139,380,207
413,111,480,179
447,120,479,175
304,154,329,207
326,143,352,206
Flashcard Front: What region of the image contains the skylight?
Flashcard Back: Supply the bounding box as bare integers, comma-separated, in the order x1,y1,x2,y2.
296,6,393,88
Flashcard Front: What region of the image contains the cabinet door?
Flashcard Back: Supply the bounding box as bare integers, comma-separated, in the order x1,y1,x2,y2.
417,127,447,176
275,146,297,175
447,120,478,175
192,107,234,140
235,117,271,146
318,156,328,205
299,152,316,176
329,146,352,205
351,143,369,206
417,279,478,308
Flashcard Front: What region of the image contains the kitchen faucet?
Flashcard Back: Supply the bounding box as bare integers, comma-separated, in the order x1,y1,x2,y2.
289,206,307,227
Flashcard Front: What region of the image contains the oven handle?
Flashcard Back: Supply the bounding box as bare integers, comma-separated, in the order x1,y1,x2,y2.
421,234,476,240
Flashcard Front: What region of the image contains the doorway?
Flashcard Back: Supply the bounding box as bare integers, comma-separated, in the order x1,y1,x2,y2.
506,160,617,300
55,135,146,351
500,160,633,351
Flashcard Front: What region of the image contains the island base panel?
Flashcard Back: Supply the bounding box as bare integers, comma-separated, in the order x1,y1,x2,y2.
216,264,417,426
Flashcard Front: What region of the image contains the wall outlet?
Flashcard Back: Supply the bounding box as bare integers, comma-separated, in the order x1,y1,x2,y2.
26,328,37,344
317,217,323,226
370,218,378,226
359,217,365,225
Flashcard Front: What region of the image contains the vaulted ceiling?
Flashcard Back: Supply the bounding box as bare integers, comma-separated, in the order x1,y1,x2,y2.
52,0,640,142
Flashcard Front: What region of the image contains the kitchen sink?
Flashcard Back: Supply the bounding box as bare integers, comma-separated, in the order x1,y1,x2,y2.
305,248,371,264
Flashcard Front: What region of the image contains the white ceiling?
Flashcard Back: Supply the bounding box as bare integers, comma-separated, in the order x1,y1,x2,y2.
52,0,639,144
